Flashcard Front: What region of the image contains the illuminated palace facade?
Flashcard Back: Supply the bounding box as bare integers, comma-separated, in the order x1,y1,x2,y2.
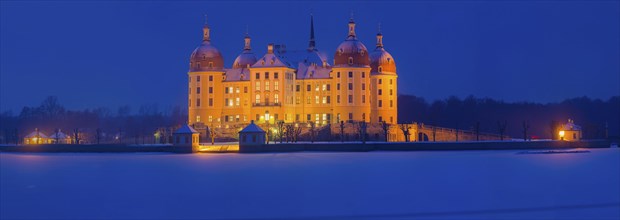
187,16,397,134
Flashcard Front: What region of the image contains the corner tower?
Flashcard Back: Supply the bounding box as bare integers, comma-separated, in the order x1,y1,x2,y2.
188,16,225,129
370,25,398,124
331,17,372,123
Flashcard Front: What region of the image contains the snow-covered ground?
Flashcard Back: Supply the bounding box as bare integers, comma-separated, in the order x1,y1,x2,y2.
1,149,619,219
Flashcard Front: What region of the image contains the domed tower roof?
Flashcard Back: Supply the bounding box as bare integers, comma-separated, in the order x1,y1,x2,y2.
232,31,257,69
370,29,396,74
189,17,224,72
334,17,370,67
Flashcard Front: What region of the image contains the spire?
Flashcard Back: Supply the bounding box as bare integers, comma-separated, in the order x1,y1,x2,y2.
202,14,210,42
308,13,316,51
376,23,383,48
347,12,356,39
244,25,251,51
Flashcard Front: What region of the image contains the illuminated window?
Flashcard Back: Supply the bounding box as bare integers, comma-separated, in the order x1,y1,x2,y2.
228,87,233,93
322,84,327,91
322,96,327,104
236,87,240,93
265,81,270,91
265,111,270,121
274,94,279,104
337,113,341,122
255,82,260,91
315,96,319,104
255,94,260,104
315,84,320,91
208,115,213,122
236,98,240,106
296,96,300,104
274,81,279,91
196,116,201,122
236,115,240,122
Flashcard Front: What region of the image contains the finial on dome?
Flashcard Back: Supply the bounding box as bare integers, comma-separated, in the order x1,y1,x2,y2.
202,14,211,42
376,22,383,48
347,12,356,39
244,26,251,51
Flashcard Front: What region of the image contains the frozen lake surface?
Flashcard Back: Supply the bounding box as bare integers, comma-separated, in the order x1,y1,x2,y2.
1,149,619,219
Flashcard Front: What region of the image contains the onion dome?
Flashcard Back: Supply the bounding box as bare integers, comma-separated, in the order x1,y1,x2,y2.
232,31,257,68
370,30,396,74
189,18,224,72
334,18,370,66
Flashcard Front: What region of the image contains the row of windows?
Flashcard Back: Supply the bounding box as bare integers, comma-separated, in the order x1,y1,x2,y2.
254,81,280,91
196,113,393,124
335,71,366,78
254,94,280,104
255,72,279,80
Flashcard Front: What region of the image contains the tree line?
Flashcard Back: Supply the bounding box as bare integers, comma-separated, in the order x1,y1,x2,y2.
398,95,619,139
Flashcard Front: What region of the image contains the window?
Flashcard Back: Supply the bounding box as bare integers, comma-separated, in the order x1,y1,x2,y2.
296,114,300,121
209,98,213,106
337,113,341,122
337,95,340,103
390,100,393,107
265,72,270,79
188,99,191,107
337,83,340,90
390,117,393,124
378,66,383,72
209,75,213,81
326,84,331,91
265,95,270,104
296,85,300,92
296,96,300,104
255,82,260,91
348,83,353,90
337,72,340,78
255,94,260,104
362,72,365,78
196,116,201,122
362,113,366,120
197,76,201,82
196,63,201,69
390,89,393,95
224,88,228,94
208,62,213,68
274,72,278,79
209,87,213,94
225,98,229,106
255,73,260,79
236,87,240,93
307,114,311,121
348,95,353,103
197,87,202,94
265,81,270,91
379,100,383,107
348,113,353,120
322,96,327,104
362,84,365,90
274,94,279,103
379,116,383,122
208,115,213,122
228,87,233,94
379,79,382,84
315,84,320,91
306,96,311,104
274,81,279,91
326,96,331,104
256,114,260,121
274,114,279,121
323,114,327,122
197,98,201,107
236,115,240,122
362,95,366,103
390,79,393,85
307,85,311,91
244,87,248,93
378,89,383,95
236,97,240,106
315,96,319,104
348,57,353,64
349,72,353,78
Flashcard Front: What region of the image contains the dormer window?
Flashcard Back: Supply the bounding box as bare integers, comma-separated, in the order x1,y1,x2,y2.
270,60,274,65
202,56,206,60
196,62,201,68
378,66,383,72
360,50,365,56
348,57,353,65
261,60,265,65
208,62,213,68
387,58,391,63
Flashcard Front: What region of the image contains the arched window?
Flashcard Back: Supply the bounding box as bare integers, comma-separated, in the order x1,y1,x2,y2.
378,66,383,72
255,94,260,104
274,94,279,103
348,57,353,65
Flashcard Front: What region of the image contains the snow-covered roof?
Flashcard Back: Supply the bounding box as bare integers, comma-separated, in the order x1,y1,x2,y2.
49,131,69,139
224,68,251,81
561,119,582,131
25,131,49,138
239,121,265,133
174,125,199,134
251,52,294,68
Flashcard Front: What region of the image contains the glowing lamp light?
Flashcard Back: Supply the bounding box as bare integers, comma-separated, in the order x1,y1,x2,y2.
559,130,565,140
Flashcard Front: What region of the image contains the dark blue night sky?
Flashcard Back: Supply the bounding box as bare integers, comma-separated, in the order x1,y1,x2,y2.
1,1,618,113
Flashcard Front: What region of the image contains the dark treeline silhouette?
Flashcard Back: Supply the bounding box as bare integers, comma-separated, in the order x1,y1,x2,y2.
0,96,187,144
1,95,618,144
398,95,620,139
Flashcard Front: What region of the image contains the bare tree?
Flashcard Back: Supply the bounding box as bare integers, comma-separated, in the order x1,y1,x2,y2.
475,121,480,141
432,126,437,142
339,121,345,142
73,128,80,144
522,120,530,141
309,121,316,143
381,121,390,142
209,124,216,145
356,121,367,144
277,120,284,143
497,120,507,141
54,128,61,144
294,125,302,143
398,124,411,142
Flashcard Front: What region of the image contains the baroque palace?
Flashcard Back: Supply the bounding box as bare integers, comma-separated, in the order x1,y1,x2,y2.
187,15,397,137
